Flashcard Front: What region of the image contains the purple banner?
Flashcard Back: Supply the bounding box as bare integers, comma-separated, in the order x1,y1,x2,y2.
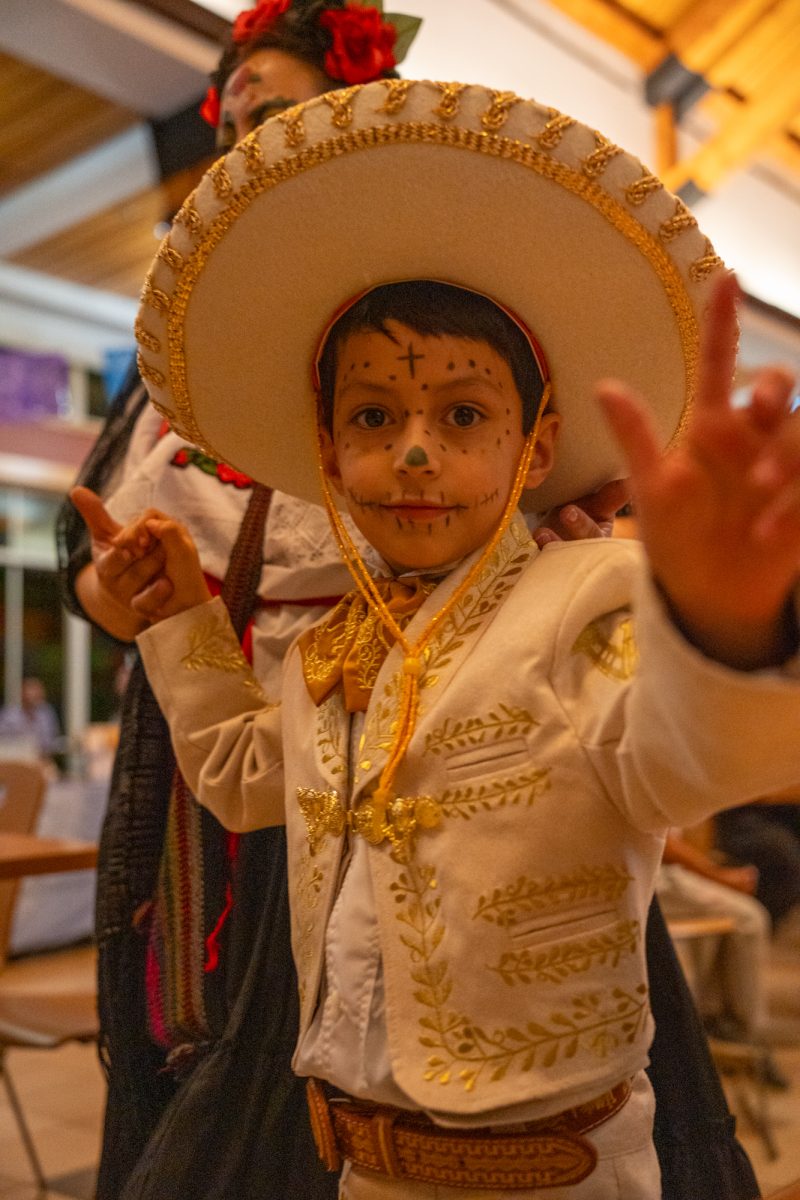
0,347,69,422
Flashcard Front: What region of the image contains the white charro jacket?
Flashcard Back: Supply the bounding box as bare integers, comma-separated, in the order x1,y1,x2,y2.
139,516,800,1118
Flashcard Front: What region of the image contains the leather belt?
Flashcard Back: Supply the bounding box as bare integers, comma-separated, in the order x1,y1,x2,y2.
307,1077,631,1190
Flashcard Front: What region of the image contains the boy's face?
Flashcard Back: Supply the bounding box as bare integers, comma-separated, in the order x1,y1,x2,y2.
321,322,559,573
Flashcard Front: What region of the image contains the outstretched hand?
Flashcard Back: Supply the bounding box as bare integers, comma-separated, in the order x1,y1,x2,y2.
600,272,800,670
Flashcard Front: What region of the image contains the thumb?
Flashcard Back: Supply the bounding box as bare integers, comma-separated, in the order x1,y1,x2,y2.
70,486,122,542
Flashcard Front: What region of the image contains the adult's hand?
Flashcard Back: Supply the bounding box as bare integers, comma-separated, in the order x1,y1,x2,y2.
532,478,630,549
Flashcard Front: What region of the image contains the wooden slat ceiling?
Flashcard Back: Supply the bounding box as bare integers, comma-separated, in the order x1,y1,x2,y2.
1,0,798,301
543,0,800,188
0,51,137,197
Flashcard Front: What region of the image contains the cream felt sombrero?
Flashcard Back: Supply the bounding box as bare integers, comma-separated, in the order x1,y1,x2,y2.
135,79,726,511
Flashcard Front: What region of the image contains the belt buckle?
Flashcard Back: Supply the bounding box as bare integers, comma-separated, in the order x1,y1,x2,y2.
306,1078,342,1172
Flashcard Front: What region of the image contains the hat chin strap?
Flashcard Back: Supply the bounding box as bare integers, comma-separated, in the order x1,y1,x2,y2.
314,382,551,831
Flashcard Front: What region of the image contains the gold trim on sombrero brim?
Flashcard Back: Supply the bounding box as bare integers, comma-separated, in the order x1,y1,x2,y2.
136,79,725,510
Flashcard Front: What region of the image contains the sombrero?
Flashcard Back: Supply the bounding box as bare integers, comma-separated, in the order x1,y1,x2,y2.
135,78,726,511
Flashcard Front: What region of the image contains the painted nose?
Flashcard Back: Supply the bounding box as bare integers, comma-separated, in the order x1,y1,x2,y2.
395,438,439,477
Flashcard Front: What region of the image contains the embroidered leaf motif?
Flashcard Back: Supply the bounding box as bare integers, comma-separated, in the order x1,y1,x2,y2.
474,864,633,928
392,860,648,1093
424,703,538,755
487,920,640,985
181,615,269,702
440,768,550,820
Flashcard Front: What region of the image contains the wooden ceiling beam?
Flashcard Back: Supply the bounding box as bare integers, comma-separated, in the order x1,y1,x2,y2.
539,0,665,70
662,44,800,194
667,0,784,74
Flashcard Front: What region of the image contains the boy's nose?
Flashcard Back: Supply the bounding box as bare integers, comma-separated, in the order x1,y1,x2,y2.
394,437,440,478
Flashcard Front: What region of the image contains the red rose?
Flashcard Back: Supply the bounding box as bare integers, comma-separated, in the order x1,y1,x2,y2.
199,85,220,128
232,0,292,46
320,5,397,85
216,462,253,488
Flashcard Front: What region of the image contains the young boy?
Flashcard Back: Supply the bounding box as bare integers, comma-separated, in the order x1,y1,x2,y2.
78,82,800,1198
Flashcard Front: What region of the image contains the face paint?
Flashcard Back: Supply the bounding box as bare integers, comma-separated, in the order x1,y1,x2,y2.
405,445,429,467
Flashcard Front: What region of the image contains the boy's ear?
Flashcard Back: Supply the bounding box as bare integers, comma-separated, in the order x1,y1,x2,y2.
319,428,345,496
524,412,561,491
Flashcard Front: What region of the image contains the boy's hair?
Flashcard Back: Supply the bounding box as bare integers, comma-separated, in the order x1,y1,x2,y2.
317,281,546,435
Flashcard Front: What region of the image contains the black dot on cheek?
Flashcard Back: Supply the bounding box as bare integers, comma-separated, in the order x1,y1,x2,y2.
506,429,510,436
485,366,491,375
421,384,428,391
447,361,455,371
384,443,393,451
505,408,510,416
389,374,397,381
404,409,411,418
462,448,468,455
468,359,476,368
363,361,370,368
496,438,501,447
416,409,424,415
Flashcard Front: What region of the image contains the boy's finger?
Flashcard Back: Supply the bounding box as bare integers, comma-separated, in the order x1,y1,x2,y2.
695,272,739,412
749,366,798,432
131,576,175,616
70,486,122,541
597,382,662,484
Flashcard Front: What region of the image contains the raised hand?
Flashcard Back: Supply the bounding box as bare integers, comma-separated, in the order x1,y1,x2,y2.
599,273,799,670
71,485,167,612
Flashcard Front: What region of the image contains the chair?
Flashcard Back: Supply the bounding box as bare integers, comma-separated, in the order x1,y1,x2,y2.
0,761,99,1190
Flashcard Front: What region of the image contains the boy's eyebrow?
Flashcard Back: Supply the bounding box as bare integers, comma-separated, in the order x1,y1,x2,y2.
433,373,504,397
336,379,397,402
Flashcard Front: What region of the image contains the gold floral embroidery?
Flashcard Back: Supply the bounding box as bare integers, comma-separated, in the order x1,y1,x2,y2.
424,522,534,679
487,920,640,985
392,862,648,1091
424,704,537,756
439,768,550,821
481,90,521,131
296,787,345,855
316,695,347,778
180,613,269,700
295,849,324,1005
234,131,266,172
473,865,633,928
572,616,638,680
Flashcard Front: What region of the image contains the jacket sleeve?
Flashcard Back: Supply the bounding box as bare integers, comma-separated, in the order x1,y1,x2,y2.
137,596,285,831
551,545,800,833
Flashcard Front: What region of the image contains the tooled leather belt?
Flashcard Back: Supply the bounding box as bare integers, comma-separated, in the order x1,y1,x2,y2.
306,1076,631,1190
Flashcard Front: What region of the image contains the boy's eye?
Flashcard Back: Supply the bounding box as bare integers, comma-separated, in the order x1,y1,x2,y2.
353,407,390,429
448,405,483,428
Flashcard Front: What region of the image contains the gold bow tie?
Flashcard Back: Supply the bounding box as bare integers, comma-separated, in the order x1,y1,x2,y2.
298,577,436,712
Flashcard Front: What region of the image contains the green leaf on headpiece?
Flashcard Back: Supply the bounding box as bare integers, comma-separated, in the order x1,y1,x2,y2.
387,13,422,63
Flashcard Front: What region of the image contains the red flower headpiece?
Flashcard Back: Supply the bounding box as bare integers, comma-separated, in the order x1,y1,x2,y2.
320,5,396,85
200,1,421,127
232,0,292,45
199,85,221,128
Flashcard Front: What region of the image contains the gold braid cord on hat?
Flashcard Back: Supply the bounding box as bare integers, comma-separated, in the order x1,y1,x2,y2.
313,384,550,838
